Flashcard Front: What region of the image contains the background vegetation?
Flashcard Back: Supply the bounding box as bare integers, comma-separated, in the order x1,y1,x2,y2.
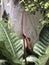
0,0,49,65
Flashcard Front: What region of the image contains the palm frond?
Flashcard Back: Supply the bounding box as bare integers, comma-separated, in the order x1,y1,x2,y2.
0,21,24,65
33,26,49,57
33,41,46,56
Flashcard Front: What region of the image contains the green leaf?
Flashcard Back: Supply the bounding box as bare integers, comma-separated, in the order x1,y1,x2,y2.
0,59,7,65
38,55,49,65
0,21,7,41
0,20,24,65
33,41,46,56
46,46,49,55
44,2,49,9
34,0,38,2
46,12,49,18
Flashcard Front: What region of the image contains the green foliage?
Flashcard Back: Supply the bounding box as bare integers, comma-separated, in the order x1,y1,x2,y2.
33,25,49,65
33,41,46,56
19,0,49,26
33,25,49,56
0,18,49,65
0,1,49,65
33,41,49,65
0,20,24,65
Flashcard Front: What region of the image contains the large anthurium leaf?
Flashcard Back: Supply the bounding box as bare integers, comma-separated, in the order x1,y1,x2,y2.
0,21,24,65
